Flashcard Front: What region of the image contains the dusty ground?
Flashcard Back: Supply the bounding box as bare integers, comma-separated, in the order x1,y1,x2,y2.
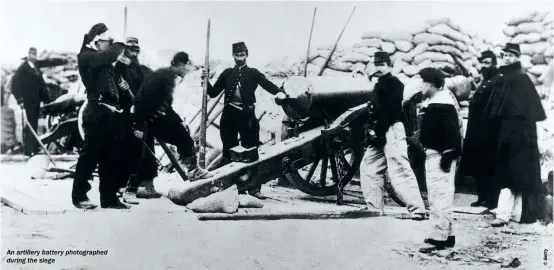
2,195,552,270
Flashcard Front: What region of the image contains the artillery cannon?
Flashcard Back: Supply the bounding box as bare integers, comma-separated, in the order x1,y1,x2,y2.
168,76,377,205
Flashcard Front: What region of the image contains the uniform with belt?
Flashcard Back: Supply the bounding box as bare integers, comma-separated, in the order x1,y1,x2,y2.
206,42,283,196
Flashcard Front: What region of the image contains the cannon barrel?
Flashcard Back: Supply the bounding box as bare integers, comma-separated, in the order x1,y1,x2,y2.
278,76,375,120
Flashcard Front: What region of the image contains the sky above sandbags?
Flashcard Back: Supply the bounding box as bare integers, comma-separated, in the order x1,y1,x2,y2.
1,1,552,68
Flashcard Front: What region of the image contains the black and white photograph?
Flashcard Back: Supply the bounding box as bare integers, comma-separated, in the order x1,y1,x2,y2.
0,0,553,269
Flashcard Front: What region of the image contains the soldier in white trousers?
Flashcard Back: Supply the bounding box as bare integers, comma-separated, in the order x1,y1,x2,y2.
359,52,426,220
416,68,463,253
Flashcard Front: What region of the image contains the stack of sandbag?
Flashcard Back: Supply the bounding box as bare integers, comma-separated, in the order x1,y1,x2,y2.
503,11,553,88
37,50,81,95
305,18,497,89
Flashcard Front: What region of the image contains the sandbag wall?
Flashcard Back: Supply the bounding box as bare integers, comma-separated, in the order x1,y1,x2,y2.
502,11,553,90
308,17,500,86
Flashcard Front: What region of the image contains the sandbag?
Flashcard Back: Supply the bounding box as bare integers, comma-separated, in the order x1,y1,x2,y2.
390,51,409,63
392,58,409,74
396,73,410,84
428,61,456,70
427,24,464,42
328,60,353,72
532,54,547,65
394,40,414,52
461,52,472,61
462,34,472,45
365,63,376,76
454,41,468,52
381,42,396,54
425,17,459,31
545,47,554,57
520,42,551,55
516,22,546,34
407,42,430,61
403,65,420,76
186,187,239,214
413,52,454,65
413,33,455,46
506,11,537,26
541,30,553,40
416,59,432,70
354,46,381,57
349,62,367,72
361,31,383,40
467,46,479,57
408,23,430,35
511,33,542,44
403,77,423,101
533,11,550,22
340,52,371,63
238,195,264,208
428,45,463,58
356,38,382,48
521,55,533,70
445,75,472,101
382,31,413,42
529,64,548,76
503,26,517,37
538,60,554,87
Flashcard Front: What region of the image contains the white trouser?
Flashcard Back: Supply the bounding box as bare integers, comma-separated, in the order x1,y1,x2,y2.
359,122,425,214
495,188,522,223
425,149,456,241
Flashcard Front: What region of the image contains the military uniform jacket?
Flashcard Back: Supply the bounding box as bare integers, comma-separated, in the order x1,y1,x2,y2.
207,65,282,109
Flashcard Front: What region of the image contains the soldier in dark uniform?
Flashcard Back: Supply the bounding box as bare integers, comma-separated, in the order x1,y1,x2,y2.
202,42,285,200
112,37,157,204
11,47,67,156
133,52,214,182
72,23,135,209
459,50,502,209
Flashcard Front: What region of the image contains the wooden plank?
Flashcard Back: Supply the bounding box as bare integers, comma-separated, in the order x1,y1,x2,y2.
197,209,382,221
453,206,489,215
1,154,78,163
0,185,71,215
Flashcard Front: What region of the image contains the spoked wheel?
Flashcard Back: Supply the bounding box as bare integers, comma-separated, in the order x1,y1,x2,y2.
283,142,364,197
281,112,366,197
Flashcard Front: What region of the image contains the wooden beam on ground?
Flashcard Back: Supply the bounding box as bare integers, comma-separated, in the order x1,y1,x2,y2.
197,209,382,221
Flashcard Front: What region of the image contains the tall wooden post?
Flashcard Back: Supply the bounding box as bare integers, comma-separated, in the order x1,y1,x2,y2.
304,7,317,77
199,19,211,168
123,6,128,38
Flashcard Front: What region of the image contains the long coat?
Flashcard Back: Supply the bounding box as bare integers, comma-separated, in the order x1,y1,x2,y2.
11,59,65,155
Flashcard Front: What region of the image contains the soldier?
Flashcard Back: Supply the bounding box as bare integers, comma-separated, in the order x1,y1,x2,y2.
133,52,213,183
416,68,462,253
359,52,426,220
201,42,286,200
112,37,158,204
459,50,502,209
11,47,67,156
72,23,134,209
483,43,546,227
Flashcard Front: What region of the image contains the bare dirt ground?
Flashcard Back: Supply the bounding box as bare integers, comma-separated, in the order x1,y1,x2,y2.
2,199,552,270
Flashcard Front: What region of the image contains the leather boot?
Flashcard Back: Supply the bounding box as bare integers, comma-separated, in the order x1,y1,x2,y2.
136,179,163,199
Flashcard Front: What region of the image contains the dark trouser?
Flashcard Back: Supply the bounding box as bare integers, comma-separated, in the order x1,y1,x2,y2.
148,109,196,160
22,104,39,156
72,102,130,205
124,123,158,193
220,105,260,194
474,173,500,207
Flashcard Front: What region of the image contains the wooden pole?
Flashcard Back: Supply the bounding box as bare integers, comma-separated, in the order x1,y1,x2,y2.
123,6,128,38
199,19,211,168
303,7,317,77
317,6,356,76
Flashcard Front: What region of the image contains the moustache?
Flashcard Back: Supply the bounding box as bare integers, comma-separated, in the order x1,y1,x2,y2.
235,59,245,66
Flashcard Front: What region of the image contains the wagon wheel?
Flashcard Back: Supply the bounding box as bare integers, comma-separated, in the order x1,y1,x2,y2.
281,112,366,197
